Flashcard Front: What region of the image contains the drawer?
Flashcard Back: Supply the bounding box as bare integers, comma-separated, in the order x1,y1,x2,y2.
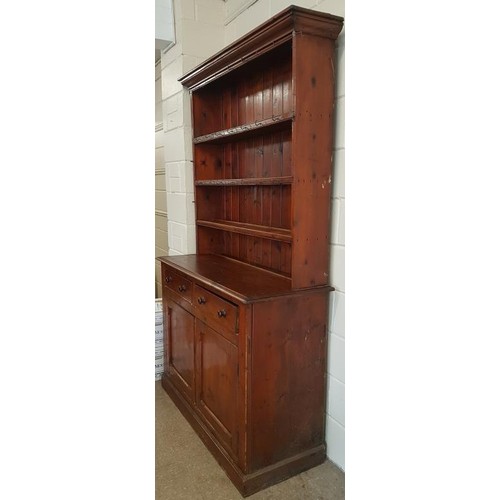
193,284,238,335
163,268,193,304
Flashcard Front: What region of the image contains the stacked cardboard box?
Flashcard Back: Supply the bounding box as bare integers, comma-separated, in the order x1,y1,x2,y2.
155,298,164,381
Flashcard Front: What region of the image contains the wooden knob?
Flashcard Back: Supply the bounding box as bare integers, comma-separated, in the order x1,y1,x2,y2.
198,297,206,304
178,285,186,292
165,276,173,283
217,309,227,318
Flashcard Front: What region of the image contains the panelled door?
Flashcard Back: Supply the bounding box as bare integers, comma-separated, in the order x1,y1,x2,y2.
165,300,195,403
195,319,238,458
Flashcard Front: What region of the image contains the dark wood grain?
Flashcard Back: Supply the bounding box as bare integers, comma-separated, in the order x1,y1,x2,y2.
158,6,343,497
196,219,292,242
192,87,222,137
193,284,239,340
158,254,305,303
249,293,328,470
196,319,239,459
194,144,224,180
163,270,193,305
160,259,332,496
165,300,195,403
195,176,292,186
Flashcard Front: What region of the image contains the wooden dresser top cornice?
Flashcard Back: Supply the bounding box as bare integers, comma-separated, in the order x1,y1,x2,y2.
178,5,344,91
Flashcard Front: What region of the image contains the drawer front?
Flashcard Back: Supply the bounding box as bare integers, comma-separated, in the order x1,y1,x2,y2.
163,268,193,305
193,285,238,336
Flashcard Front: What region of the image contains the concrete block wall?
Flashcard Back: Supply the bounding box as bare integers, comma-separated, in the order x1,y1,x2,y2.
327,27,345,469
158,0,345,471
160,0,225,258
155,58,168,298
224,0,344,44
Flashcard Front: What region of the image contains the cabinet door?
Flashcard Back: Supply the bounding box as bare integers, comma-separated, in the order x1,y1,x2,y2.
166,300,195,403
196,320,238,458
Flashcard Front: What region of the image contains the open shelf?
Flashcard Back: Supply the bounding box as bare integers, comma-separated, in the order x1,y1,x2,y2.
186,10,340,287
196,219,292,242
193,114,293,145
195,176,292,187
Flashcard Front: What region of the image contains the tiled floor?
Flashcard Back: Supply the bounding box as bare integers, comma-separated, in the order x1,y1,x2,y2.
155,381,345,499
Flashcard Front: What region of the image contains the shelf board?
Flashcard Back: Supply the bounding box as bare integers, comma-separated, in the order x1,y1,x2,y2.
157,254,300,303
195,176,293,187
193,113,293,144
197,219,292,242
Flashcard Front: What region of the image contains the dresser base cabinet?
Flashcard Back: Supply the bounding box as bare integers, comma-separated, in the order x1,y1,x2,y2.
160,256,331,497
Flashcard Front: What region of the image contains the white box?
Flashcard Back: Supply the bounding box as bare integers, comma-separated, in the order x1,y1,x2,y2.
156,308,163,329
155,299,164,380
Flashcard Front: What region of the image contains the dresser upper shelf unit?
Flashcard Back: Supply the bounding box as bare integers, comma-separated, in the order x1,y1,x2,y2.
181,5,343,290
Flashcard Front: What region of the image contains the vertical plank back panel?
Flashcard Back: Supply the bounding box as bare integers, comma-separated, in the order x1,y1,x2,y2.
230,86,239,128
197,226,225,255
254,72,264,123
282,129,292,176
238,79,247,127
196,187,224,221
272,71,283,118
262,66,273,121
224,236,291,277
222,87,232,130
282,64,292,116
193,88,222,137
195,144,224,180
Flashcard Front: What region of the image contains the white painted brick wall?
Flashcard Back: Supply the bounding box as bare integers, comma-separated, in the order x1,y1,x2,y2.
161,0,225,257
162,56,184,98
326,415,345,468
331,291,345,337
335,30,345,98
155,189,167,214
331,245,345,292
168,220,188,254
334,96,345,152
327,373,345,425
163,127,193,162
166,192,189,223
315,0,344,18
182,19,225,59
165,161,194,194
329,334,345,383
195,0,226,25
225,0,271,44
174,0,195,20
333,149,345,198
